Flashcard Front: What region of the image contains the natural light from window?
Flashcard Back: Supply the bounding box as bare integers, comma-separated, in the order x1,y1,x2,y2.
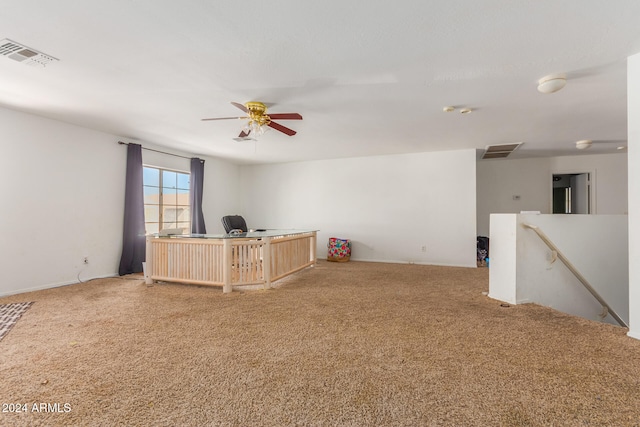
143,166,190,234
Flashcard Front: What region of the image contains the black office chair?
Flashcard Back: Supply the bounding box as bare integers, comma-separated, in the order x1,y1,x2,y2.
222,215,247,233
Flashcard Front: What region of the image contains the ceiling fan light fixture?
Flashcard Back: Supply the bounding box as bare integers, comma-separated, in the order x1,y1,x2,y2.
537,74,566,94
576,139,593,150
242,120,268,139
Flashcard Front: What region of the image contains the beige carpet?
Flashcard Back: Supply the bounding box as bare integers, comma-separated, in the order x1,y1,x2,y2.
1,260,639,426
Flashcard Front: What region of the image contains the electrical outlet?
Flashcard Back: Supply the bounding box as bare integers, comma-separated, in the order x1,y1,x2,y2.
83,257,89,265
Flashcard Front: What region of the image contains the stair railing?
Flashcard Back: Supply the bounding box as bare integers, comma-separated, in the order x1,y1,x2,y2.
522,223,627,328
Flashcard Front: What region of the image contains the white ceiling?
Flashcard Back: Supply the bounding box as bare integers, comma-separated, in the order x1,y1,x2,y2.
1,1,640,164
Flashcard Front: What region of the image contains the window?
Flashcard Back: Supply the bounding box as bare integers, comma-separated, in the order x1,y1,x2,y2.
143,166,190,234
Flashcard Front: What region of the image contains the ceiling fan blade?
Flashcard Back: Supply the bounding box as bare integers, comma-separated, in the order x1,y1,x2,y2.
268,113,303,120
231,102,248,113
268,121,297,136
201,116,246,121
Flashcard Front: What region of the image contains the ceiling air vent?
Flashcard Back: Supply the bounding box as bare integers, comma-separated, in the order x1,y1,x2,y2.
0,39,58,67
481,142,523,159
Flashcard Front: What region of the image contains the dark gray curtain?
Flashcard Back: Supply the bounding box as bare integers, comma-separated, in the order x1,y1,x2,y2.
190,157,207,234
118,143,146,275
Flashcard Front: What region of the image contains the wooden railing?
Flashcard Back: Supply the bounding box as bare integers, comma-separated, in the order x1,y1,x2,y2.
270,234,315,281
146,231,317,293
150,238,225,286
230,240,265,285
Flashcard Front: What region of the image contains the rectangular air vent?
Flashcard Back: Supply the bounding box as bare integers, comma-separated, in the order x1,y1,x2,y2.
481,142,523,160
0,39,58,67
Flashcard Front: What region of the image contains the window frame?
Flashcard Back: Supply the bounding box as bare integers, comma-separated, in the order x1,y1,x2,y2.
143,165,191,234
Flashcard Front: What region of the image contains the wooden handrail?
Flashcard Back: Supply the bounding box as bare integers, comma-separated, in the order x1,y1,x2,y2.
522,223,627,328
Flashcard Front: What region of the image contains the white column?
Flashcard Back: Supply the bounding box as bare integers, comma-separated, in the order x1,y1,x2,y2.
488,214,518,305
628,52,640,339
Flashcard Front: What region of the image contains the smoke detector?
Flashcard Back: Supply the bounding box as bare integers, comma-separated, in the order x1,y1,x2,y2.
537,73,566,94
0,39,58,67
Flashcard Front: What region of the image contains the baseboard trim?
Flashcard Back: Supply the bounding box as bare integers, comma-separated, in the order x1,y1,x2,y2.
0,273,118,298
487,293,517,305
627,330,640,341
333,258,476,268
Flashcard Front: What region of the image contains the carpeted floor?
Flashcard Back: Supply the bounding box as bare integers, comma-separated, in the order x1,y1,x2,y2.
1,260,639,426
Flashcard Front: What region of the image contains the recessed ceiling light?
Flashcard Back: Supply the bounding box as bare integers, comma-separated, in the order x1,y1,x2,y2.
443,106,455,112
460,108,472,114
537,74,566,94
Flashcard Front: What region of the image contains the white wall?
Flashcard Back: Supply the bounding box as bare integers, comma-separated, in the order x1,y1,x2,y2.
628,52,640,339
476,153,628,236
0,106,126,296
239,149,478,267
201,156,241,234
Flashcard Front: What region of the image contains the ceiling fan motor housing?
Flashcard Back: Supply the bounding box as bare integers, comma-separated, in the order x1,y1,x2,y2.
246,101,270,125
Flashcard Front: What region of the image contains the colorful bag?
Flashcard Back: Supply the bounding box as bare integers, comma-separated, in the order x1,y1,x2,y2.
327,237,351,262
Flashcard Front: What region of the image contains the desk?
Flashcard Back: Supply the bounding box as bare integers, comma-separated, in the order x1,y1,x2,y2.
145,230,317,293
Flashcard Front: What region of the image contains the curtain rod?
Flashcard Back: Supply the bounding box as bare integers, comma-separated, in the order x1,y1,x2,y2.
118,141,193,160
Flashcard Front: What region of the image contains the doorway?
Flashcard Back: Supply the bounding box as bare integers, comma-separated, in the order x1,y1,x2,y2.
552,173,591,214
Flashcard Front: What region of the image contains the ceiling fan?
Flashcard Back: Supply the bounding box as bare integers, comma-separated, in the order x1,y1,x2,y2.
202,101,302,140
